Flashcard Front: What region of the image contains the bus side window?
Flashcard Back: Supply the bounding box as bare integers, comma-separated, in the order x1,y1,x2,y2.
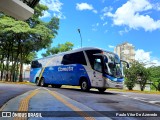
71,52,87,65
93,58,102,72
31,60,42,68
85,50,102,69
61,54,71,65
61,52,87,65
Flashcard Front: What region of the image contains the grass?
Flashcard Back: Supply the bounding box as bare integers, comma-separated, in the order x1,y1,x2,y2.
0,80,35,85
108,88,160,94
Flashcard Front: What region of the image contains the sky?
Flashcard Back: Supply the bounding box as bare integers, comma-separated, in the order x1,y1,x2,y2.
38,0,160,67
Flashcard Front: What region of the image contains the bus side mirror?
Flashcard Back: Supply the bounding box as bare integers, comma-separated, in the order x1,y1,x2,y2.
121,60,129,68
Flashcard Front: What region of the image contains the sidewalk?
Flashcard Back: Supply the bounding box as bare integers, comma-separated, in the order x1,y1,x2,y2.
0,88,111,120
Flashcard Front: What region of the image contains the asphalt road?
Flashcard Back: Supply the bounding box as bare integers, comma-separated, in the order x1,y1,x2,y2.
0,83,160,120
53,87,160,110
0,83,38,108
49,87,160,120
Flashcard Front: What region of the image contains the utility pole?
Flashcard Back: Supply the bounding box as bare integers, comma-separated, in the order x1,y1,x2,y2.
78,29,82,48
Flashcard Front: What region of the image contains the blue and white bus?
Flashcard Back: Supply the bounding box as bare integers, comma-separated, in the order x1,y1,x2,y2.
30,47,129,92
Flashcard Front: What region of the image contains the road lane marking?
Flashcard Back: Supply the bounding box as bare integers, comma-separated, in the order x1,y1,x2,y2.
13,88,40,120
44,88,95,120
122,94,160,106
148,101,160,104
122,95,147,101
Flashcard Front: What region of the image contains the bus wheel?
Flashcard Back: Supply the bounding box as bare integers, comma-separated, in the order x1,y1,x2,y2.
98,88,106,93
40,78,48,87
36,79,40,86
80,79,90,91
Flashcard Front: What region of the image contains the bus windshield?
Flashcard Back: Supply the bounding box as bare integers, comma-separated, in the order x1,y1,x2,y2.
104,52,123,78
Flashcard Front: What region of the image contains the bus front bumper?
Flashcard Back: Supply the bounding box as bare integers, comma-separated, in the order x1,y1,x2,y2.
105,78,123,89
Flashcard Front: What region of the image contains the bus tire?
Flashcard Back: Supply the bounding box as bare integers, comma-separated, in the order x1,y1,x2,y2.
40,78,48,87
80,79,90,91
36,78,40,86
98,88,106,93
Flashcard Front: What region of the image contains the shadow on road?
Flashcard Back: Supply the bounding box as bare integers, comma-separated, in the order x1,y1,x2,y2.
52,87,118,95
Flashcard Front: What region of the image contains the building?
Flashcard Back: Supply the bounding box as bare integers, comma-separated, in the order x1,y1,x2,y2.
0,0,40,20
23,65,31,81
114,42,135,64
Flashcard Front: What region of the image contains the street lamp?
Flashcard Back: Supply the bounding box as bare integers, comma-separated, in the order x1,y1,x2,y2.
78,29,82,48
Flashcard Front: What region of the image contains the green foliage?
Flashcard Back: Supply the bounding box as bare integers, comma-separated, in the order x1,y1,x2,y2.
42,42,74,57
124,68,136,90
0,3,59,82
124,61,150,91
0,16,30,33
58,42,74,52
148,66,160,91
23,52,37,64
33,4,48,19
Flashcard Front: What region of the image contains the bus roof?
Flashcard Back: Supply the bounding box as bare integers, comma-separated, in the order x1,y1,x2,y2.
34,47,117,61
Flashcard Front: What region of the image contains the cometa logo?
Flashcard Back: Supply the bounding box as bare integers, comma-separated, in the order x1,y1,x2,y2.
58,67,74,72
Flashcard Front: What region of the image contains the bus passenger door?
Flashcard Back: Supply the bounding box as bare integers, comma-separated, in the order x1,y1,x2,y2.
91,57,104,87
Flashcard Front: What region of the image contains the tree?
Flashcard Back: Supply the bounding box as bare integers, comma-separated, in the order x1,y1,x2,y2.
58,42,74,52
124,61,150,91
148,66,160,91
42,42,74,57
124,67,136,90
0,3,59,82
136,65,150,91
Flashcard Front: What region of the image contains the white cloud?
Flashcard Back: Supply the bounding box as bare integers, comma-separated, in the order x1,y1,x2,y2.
92,23,99,27
93,10,98,14
119,28,130,35
153,3,160,11
91,23,99,31
101,6,113,20
108,45,115,49
40,11,51,18
103,22,108,26
40,0,65,19
102,6,113,13
151,60,160,66
104,0,160,31
40,0,63,12
135,49,151,62
76,3,93,10
76,3,97,14
97,23,99,26
135,49,160,67
53,12,66,19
